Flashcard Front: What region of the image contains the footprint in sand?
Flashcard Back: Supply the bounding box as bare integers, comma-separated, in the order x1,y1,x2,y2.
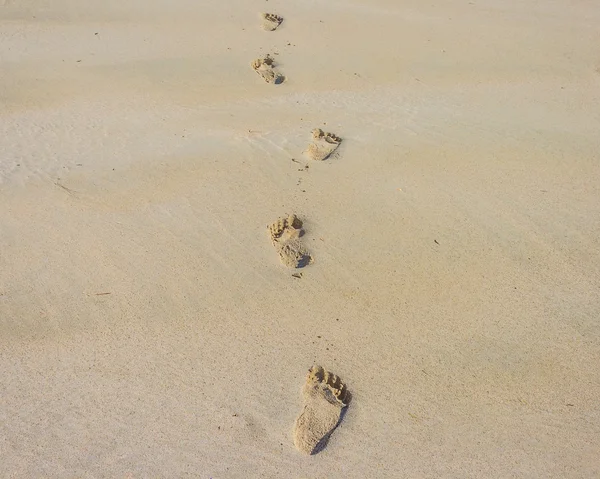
305,129,342,161
261,13,283,31
293,365,350,454
251,55,285,84
268,214,313,268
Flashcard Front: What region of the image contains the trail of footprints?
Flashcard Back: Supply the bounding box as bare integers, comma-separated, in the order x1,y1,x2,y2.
252,13,348,455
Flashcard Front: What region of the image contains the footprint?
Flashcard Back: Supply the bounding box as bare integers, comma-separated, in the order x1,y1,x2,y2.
293,366,350,454
262,13,283,31
305,129,342,161
251,55,285,84
268,214,313,268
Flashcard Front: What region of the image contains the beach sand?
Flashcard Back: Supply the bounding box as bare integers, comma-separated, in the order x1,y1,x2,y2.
1,0,599,476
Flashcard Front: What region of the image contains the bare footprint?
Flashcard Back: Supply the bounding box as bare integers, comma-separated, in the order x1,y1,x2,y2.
262,13,283,31
268,214,312,268
293,366,349,454
251,55,285,84
305,129,342,161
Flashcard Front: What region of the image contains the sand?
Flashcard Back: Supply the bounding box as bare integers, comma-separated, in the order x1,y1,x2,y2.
1,0,599,477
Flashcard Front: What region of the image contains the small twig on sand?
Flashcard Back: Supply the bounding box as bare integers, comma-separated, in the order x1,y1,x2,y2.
55,181,76,195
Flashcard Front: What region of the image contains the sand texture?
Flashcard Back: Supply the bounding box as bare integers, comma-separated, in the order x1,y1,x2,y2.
1,0,600,477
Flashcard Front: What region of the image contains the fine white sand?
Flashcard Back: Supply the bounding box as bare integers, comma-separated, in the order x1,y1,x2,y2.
1,0,599,477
